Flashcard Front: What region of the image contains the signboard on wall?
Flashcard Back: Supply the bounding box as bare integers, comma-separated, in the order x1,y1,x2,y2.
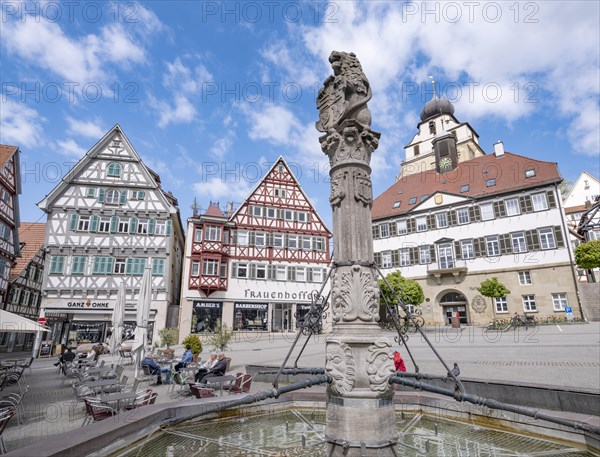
39,341,53,358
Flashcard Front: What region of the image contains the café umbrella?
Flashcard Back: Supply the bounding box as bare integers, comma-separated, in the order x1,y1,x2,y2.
132,263,152,378
0,309,51,333
109,281,126,354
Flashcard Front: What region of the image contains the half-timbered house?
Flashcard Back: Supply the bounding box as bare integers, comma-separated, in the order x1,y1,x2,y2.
37,125,184,347
179,158,332,337
0,145,22,306
1,223,46,352
372,99,580,325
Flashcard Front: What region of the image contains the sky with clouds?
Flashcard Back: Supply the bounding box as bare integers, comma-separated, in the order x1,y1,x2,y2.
2,1,599,228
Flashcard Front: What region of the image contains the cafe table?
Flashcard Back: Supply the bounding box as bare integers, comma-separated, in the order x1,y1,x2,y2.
81,379,122,392
99,391,138,410
204,375,236,396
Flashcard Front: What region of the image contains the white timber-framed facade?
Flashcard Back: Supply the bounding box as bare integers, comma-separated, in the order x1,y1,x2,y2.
373,101,581,326
37,125,184,347
179,157,332,340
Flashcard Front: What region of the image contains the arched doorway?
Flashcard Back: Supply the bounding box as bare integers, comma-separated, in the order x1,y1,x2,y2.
439,291,469,325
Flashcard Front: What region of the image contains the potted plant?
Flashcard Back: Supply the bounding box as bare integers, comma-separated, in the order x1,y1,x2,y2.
207,319,234,369
182,334,203,363
158,327,179,358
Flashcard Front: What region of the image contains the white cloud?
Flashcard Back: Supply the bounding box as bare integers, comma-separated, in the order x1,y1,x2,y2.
0,99,45,148
193,177,254,202
55,138,86,158
210,133,235,159
163,57,212,94
150,94,197,128
66,116,105,139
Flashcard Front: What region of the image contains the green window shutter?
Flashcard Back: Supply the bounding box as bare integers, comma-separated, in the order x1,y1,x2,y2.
107,257,114,275
152,259,165,275
129,217,138,234
448,211,457,226
231,262,238,278
307,268,313,282
86,188,95,198
89,215,99,233
267,265,275,280
73,256,86,274
249,232,256,246
547,191,557,209
125,258,133,275
520,195,533,213
429,245,436,262
409,247,418,265
372,225,380,239
110,216,118,234
266,233,273,246
97,188,105,203
374,252,382,268
70,214,79,231
92,257,100,274
554,226,565,248
119,190,128,205
427,215,435,230
499,234,511,254
249,264,257,279
390,222,397,237
454,241,462,259
287,266,296,281
392,250,400,267
148,218,156,235
138,191,146,200
493,201,506,218
165,220,173,236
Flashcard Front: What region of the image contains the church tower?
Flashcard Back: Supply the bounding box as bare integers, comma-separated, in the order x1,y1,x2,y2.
398,82,485,178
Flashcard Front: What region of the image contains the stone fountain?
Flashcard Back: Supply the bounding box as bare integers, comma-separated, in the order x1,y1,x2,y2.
317,51,397,456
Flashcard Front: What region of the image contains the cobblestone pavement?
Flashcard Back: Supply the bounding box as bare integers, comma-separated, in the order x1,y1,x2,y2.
0,322,598,453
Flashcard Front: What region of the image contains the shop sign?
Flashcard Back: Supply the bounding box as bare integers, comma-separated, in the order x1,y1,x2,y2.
66,300,110,308
234,302,268,310
243,289,318,301
193,302,222,309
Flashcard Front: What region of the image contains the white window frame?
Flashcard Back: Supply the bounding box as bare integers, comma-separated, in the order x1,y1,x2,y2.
252,206,263,217
255,232,266,247
105,189,119,205
284,210,294,221
505,198,520,216
297,212,308,223
486,235,500,256
202,259,218,276
511,232,527,253
256,264,267,280
457,208,469,225
194,228,202,242
137,219,149,234
274,187,287,198
480,203,494,221
416,216,427,232
275,266,286,281
273,234,284,248
438,243,454,269
296,267,306,282
98,217,111,233
380,223,390,238
397,220,407,235
382,251,392,269
539,227,556,250
155,221,166,235
266,207,276,219
532,192,548,211
237,263,248,278
205,226,221,241
118,220,129,233
301,236,312,250
314,237,325,251
287,235,298,249
77,216,90,231
518,271,532,285
552,293,568,311
114,258,126,275
522,295,537,312
237,230,249,246
400,248,410,267
461,240,474,259
494,296,508,313
419,246,430,264
436,212,448,228
312,268,323,283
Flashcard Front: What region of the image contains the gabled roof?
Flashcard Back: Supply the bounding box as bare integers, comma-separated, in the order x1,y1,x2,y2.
229,156,332,235
0,145,18,169
10,222,46,281
204,202,226,218
563,171,600,209
373,152,561,221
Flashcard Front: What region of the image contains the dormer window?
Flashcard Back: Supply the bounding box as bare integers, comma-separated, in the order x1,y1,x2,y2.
107,162,122,178
525,169,536,178
429,121,436,135
409,197,417,205
460,184,470,193
393,201,401,208
486,178,496,187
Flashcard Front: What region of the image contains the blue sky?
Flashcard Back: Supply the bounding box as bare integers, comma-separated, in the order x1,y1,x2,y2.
2,1,599,228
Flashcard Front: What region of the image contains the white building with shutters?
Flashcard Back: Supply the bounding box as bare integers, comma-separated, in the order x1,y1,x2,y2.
372,98,580,326
37,125,184,347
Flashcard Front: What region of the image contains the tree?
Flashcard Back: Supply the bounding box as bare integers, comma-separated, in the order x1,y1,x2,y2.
207,319,235,351
182,334,203,356
158,327,179,349
575,240,600,283
378,271,424,322
478,278,511,314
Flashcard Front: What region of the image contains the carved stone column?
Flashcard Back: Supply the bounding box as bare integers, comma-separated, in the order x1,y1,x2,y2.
317,52,396,456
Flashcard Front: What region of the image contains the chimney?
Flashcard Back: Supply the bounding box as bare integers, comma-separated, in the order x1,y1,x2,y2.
494,141,505,157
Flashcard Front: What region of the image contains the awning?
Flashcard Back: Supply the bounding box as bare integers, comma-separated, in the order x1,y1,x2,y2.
0,309,51,333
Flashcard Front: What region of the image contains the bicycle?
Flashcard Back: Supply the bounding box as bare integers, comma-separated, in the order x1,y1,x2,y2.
509,313,537,330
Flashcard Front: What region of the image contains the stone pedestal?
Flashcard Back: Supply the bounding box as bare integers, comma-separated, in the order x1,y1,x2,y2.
316,51,396,456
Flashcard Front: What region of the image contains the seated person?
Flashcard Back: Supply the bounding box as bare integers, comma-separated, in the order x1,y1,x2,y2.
142,347,172,385
53,347,76,366
197,352,227,384
194,352,219,382
174,345,193,372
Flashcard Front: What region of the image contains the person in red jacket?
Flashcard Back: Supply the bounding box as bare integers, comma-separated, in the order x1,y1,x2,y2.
393,351,406,372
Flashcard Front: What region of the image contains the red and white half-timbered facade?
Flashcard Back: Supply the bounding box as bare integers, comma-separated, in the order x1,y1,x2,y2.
179,158,332,337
